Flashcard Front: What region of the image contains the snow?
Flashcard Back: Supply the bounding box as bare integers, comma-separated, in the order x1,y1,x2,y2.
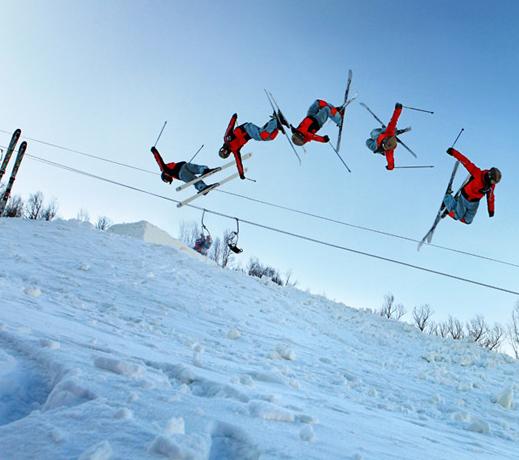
1,218,519,459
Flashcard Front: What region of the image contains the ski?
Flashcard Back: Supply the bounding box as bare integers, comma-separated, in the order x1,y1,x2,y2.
336,69,353,153
264,90,302,165
417,161,460,250
177,169,246,208
0,129,21,183
175,152,253,192
360,103,417,158
0,141,27,216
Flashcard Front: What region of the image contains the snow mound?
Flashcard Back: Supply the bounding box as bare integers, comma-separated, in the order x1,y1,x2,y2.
108,220,208,261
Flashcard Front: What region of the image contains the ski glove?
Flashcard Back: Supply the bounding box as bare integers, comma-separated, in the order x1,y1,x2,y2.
395,102,403,110
446,147,454,155
322,135,330,143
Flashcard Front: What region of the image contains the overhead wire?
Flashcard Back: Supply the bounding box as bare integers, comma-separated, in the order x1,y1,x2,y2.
1,129,518,269
25,152,519,296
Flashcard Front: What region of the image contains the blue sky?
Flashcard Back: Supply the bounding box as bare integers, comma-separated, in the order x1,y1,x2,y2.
1,0,518,324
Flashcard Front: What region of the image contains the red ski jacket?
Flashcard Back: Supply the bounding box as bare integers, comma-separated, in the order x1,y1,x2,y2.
151,147,184,179
376,105,402,170
223,125,250,179
295,100,339,143
450,148,495,216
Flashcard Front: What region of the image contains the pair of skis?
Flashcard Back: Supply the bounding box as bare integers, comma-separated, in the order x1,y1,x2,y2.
264,89,302,165
176,153,253,208
418,128,465,250
0,129,27,216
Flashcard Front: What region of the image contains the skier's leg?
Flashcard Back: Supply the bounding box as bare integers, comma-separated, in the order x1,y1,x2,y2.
443,194,459,219
243,121,278,141
185,163,209,175
178,164,208,191
312,100,342,127
460,199,480,225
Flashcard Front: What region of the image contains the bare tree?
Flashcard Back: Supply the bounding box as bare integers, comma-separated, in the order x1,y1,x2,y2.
96,216,112,231
247,258,283,286
413,304,433,331
437,321,450,338
284,269,298,287
25,192,44,219
508,303,519,359
446,316,464,340
209,236,223,264
3,195,24,217
482,324,505,351
466,315,488,344
41,199,58,221
76,208,90,223
379,294,406,320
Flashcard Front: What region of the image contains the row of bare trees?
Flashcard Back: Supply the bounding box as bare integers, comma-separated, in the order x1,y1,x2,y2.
179,220,297,287
373,293,515,353
0,188,112,231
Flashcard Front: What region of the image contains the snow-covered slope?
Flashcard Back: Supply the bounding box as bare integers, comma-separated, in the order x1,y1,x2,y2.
1,218,518,460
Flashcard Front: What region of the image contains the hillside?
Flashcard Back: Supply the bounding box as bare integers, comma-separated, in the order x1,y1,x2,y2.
0,218,518,460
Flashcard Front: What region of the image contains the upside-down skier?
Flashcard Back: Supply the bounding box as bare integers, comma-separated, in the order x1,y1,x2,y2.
365,102,410,170
151,146,218,193
219,112,289,179
442,148,502,224
291,100,344,146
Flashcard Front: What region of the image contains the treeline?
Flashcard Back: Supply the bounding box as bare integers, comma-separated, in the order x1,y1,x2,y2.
0,188,111,230
366,293,519,355
179,221,297,287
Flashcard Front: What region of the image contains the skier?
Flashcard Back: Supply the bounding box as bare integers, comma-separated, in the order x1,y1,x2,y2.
219,113,288,179
365,102,407,170
442,148,502,224
193,233,212,256
291,100,343,146
151,146,217,192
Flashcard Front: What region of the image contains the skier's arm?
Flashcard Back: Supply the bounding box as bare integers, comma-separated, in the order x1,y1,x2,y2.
447,148,481,177
306,132,329,143
385,104,402,136
151,147,166,172
233,150,246,179
487,185,495,217
385,150,395,170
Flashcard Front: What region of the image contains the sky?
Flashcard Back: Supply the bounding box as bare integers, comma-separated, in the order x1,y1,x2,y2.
1,0,518,325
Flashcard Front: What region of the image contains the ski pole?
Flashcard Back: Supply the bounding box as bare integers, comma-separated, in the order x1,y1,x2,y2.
153,120,168,148
328,141,351,173
451,128,464,148
187,144,204,163
394,165,435,169
245,177,257,183
402,105,434,114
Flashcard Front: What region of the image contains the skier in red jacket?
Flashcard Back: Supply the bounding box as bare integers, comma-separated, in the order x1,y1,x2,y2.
219,112,288,179
291,99,343,146
151,146,218,192
442,148,502,224
365,103,404,170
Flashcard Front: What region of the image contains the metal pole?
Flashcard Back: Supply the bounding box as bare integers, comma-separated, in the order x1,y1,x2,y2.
187,144,204,163
394,165,435,169
451,128,464,148
402,105,434,114
153,121,167,148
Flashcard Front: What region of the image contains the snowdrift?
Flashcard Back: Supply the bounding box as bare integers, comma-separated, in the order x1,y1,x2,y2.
1,218,518,460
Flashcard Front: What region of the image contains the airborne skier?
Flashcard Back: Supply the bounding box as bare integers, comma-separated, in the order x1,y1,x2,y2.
365,102,408,170
442,148,502,224
219,112,288,179
151,146,218,193
291,100,344,146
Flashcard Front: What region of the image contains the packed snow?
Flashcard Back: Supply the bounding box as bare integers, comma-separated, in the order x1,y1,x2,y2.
1,218,519,459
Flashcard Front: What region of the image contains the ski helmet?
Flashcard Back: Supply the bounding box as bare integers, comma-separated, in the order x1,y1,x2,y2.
291,131,306,146
488,167,502,184
161,172,173,184
381,136,397,151
219,145,230,159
